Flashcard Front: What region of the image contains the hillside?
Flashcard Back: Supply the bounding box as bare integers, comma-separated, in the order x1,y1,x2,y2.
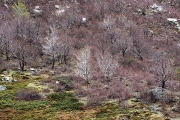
0,0,180,119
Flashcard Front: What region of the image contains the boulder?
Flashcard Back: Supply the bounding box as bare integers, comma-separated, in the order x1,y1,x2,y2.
150,4,164,12
0,85,6,91
82,17,87,22
32,6,43,17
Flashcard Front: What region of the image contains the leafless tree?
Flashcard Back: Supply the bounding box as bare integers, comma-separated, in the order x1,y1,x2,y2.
109,0,122,14
94,33,111,55
114,32,132,57
97,51,118,84
0,21,15,60
131,27,144,61
56,34,70,65
76,46,93,87
94,0,107,21
43,26,60,69
153,52,172,89
102,15,116,44
11,38,30,71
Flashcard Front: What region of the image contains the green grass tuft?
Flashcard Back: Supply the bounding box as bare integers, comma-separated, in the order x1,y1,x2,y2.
49,92,83,110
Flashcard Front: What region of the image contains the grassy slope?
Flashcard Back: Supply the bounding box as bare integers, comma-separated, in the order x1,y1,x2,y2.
0,71,167,120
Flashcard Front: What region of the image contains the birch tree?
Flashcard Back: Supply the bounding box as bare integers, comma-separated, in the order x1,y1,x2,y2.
43,27,59,69
97,52,118,84
76,46,92,87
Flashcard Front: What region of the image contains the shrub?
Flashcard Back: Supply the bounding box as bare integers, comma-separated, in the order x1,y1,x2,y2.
74,88,88,97
87,95,105,106
48,92,83,110
15,89,43,101
140,91,158,104
43,88,50,93
52,76,74,92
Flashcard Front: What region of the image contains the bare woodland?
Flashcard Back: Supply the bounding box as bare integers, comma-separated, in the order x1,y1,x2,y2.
0,0,180,118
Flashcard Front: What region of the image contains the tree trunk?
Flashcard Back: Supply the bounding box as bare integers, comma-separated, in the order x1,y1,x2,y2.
122,51,125,57
51,54,55,69
161,80,166,89
5,50,9,61
139,55,143,61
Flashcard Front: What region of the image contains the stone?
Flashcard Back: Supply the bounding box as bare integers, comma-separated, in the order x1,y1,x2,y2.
55,9,65,16
0,85,6,91
30,68,36,71
150,4,164,12
3,71,8,75
4,76,10,81
33,6,42,16
82,17,87,22
55,5,61,9
55,81,59,84
167,18,178,23
167,18,180,30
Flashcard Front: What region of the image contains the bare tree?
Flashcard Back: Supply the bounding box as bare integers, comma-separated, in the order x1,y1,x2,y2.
43,26,60,69
0,21,15,60
94,33,111,55
102,15,116,44
153,52,172,89
11,38,30,71
131,27,144,61
94,0,107,21
97,52,118,84
56,34,70,65
114,32,131,57
76,46,92,87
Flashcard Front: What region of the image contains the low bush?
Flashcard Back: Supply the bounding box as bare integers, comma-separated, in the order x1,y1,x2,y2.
140,91,158,104
48,92,83,110
15,89,43,101
51,76,74,92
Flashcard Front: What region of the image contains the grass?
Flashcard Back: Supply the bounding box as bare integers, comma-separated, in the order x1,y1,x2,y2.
49,92,83,110
91,99,165,120
0,70,167,120
0,71,84,119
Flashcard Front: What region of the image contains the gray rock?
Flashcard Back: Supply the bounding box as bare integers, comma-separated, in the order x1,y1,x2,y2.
151,87,164,100
0,85,6,91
